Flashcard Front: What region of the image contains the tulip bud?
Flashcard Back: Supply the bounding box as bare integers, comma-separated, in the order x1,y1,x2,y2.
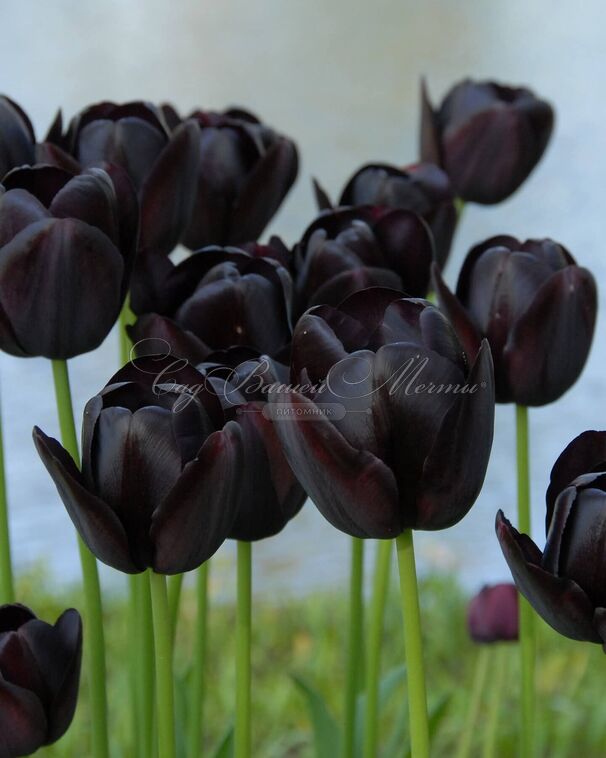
0,604,82,756
0,96,36,180
467,584,519,643
433,237,597,406
497,430,606,647
272,287,495,537
421,78,554,204
34,358,243,574
0,163,138,359
293,206,435,315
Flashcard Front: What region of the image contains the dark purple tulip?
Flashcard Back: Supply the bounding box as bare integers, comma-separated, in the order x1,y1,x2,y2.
293,206,435,315
0,163,138,359
164,106,298,249
315,162,456,268
421,79,554,204
272,287,495,538
467,584,519,643
200,348,306,540
48,101,200,255
0,604,82,756
129,247,293,364
34,358,243,574
0,96,36,180
433,237,597,406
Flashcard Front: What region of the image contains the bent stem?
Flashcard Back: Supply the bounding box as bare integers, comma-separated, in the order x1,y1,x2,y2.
235,541,252,758
362,540,391,758
51,359,108,758
150,570,176,758
455,646,489,758
187,561,209,758
395,530,429,758
343,536,364,758
516,405,535,758
482,645,508,758
0,388,14,603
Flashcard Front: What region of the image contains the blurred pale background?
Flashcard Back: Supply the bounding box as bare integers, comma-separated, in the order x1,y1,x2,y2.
1,0,604,597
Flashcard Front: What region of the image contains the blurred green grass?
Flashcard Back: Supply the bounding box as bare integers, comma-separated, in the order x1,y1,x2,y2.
18,565,603,757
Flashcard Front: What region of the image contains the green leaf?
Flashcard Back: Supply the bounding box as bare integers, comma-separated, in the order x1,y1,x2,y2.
211,724,234,758
385,693,450,758
292,674,341,758
354,664,407,755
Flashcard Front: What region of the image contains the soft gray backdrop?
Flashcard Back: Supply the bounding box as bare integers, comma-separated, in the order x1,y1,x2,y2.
1,0,604,598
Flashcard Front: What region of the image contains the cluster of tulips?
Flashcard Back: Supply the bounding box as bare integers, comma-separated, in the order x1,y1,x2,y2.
0,77,602,758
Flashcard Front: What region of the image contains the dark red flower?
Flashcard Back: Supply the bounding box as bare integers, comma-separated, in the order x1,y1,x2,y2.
0,96,36,180
467,584,518,643
0,604,82,756
433,237,596,406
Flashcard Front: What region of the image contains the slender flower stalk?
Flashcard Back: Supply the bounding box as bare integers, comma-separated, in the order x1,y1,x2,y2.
150,570,176,758
482,646,508,758
455,647,489,758
395,530,429,758
128,575,141,754
342,537,364,758
168,573,185,644
187,561,209,758
235,541,252,758
0,387,14,603
138,573,155,758
362,540,391,758
516,405,534,758
51,359,109,758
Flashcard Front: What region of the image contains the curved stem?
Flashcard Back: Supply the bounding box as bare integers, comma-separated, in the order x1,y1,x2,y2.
516,405,535,758
362,540,391,758
0,388,14,603
51,359,108,758
235,541,252,758
187,562,209,758
150,570,176,758
482,645,508,758
456,646,489,758
342,537,364,758
168,573,185,645
395,530,429,758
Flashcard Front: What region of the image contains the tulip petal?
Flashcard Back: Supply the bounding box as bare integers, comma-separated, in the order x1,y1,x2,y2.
431,262,482,364
0,675,47,756
18,610,82,743
419,79,441,166
416,340,494,529
128,313,212,364
0,632,48,702
0,189,50,248
496,510,600,642
504,266,597,406
312,178,333,210
309,267,403,310
152,422,243,573
2,165,72,207
271,391,401,538
0,604,36,632
139,120,200,254
33,427,138,573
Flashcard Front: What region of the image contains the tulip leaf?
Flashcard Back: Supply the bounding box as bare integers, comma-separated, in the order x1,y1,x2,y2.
292,674,341,758
211,723,234,758
384,693,450,758
353,664,407,753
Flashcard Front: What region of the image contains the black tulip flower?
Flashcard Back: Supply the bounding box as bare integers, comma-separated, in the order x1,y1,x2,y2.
315,162,456,268
129,247,293,364
293,206,435,315
467,583,519,643
200,348,306,540
272,287,495,537
34,358,243,574
421,79,554,204
0,604,82,757
163,106,298,249
47,101,200,255
0,163,138,359
433,236,597,406
496,431,606,647
0,97,36,180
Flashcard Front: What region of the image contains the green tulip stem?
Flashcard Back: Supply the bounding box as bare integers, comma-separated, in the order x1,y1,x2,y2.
187,561,209,758
455,646,490,758
516,404,535,758
119,296,136,365
343,536,365,758
128,575,141,753
235,541,252,758
482,645,508,758
150,570,176,758
455,197,466,221
168,573,185,644
51,359,109,758
395,529,429,758
0,389,14,604
362,540,391,758
138,572,155,758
